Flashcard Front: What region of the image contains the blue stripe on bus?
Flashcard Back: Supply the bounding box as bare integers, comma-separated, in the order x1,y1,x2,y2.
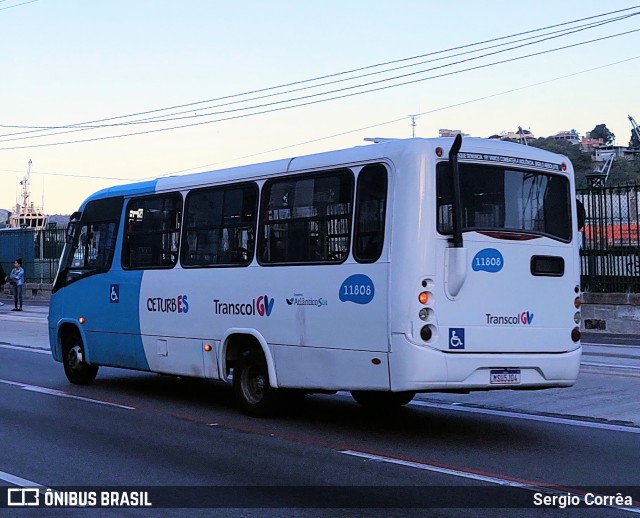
57,270,150,371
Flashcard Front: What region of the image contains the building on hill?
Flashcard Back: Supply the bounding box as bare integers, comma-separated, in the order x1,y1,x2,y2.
438,129,463,138
552,130,581,145
581,135,605,152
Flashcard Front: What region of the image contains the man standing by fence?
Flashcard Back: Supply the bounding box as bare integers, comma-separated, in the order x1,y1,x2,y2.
9,258,24,311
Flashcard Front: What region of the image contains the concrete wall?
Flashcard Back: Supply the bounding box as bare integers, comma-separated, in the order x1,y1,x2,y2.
1,283,52,301
582,292,640,335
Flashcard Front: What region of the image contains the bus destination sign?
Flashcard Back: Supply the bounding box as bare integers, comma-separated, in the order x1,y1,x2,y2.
457,152,562,172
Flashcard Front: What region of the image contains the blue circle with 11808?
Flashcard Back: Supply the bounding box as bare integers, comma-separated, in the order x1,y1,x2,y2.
472,248,503,273
339,274,375,304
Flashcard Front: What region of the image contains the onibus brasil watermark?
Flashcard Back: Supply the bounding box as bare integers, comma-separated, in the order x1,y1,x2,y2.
7,488,152,508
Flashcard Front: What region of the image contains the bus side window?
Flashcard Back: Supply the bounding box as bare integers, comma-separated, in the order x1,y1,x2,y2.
354,164,387,263
259,170,353,265
181,183,257,267
123,194,182,269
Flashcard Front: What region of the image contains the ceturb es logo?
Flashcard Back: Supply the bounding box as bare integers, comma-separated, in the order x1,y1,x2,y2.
147,295,189,314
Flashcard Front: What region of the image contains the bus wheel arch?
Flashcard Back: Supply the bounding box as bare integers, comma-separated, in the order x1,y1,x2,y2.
60,323,99,385
222,332,282,417
221,330,278,388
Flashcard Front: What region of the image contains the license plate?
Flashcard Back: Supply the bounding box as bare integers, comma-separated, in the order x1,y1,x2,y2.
490,369,521,385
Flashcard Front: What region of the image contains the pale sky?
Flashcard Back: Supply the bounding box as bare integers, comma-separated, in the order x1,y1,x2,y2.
1,0,639,214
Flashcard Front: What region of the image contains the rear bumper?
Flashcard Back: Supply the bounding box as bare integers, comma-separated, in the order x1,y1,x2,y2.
389,333,581,392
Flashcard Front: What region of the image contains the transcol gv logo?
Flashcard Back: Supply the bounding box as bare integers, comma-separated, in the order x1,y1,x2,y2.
213,295,274,316
485,311,534,325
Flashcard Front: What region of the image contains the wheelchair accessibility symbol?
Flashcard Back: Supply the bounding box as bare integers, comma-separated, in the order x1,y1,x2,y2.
110,284,120,303
449,328,465,349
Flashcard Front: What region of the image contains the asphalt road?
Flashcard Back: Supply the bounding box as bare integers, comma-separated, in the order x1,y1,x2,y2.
0,303,639,516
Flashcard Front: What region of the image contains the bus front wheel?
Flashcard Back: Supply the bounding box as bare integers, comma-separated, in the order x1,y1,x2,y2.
233,354,282,417
63,337,99,385
351,390,415,409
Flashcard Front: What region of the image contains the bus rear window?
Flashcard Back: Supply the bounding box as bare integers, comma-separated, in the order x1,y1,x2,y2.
436,164,572,242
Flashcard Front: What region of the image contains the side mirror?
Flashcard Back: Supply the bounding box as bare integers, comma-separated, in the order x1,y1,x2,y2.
66,211,82,244
65,223,75,244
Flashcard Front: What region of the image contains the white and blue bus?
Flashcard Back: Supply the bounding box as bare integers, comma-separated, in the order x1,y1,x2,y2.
49,136,582,416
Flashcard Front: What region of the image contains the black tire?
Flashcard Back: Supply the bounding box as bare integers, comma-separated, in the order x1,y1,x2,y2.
62,335,99,385
351,390,415,409
233,353,282,417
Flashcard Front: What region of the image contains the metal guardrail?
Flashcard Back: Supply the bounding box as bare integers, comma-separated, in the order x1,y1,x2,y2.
578,185,640,293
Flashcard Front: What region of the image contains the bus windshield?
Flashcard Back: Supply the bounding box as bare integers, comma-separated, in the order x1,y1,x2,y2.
53,197,123,292
436,163,572,242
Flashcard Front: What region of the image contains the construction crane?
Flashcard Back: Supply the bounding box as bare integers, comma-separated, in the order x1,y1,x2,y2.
629,114,640,147
517,126,529,146
586,152,615,188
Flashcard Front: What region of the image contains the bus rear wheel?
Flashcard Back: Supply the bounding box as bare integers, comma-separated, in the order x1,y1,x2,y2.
351,390,415,409
233,354,282,417
63,337,99,385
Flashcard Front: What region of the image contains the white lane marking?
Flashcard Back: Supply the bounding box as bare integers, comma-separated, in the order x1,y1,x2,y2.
0,379,134,410
0,470,60,500
341,450,640,514
0,470,45,488
408,400,640,434
582,361,640,371
583,342,640,348
0,343,50,354
343,449,526,486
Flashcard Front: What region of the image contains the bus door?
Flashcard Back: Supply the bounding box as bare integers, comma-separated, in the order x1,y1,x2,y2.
137,269,209,378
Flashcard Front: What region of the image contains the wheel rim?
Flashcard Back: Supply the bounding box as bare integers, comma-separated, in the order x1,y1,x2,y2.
67,345,83,372
240,364,266,405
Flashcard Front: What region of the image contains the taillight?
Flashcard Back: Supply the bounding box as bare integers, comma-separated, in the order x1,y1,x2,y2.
419,291,431,305
571,327,581,342
420,326,433,341
418,279,436,343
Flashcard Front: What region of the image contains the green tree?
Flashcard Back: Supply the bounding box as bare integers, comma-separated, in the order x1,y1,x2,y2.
588,123,615,145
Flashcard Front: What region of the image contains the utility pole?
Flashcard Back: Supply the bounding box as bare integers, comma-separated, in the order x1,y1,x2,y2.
408,114,419,138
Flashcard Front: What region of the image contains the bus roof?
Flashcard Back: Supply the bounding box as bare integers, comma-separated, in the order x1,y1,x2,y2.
79,137,570,210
